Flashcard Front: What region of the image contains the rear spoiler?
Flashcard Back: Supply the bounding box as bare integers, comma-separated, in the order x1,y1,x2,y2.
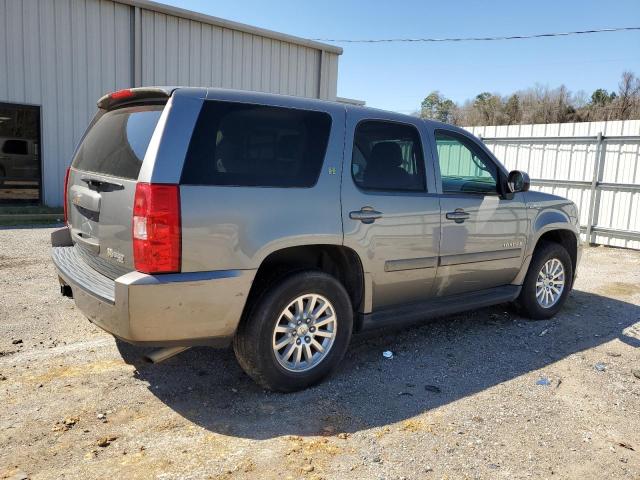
97,87,175,110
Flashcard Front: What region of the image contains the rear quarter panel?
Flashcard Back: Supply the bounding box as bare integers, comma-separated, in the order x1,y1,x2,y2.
179,92,346,272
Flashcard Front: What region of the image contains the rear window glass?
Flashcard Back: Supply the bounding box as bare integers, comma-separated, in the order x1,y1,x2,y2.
181,101,332,187
71,105,163,180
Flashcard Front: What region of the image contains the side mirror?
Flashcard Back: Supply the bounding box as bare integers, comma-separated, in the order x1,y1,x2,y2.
507,170,530,193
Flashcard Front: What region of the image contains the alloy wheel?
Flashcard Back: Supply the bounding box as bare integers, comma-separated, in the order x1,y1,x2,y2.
535,258,565,308
272,293,337,372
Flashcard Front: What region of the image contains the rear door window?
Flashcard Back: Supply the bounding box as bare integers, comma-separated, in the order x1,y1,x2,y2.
181,101,332,187
351,120,426,192
71,105,164,180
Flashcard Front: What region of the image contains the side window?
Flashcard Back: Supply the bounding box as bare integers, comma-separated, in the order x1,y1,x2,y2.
435,131,498,194
352,120,426,192
181,101,332,187
2,139,28,155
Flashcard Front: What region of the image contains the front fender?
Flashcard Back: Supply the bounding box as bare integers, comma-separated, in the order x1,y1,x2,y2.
512,205,581,285
531,210,580,248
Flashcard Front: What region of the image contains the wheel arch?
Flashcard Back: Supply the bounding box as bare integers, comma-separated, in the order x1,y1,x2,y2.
535,228,579,276
240,244,366,323
513,223,580,286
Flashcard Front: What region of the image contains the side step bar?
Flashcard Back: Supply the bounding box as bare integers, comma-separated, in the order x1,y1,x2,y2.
358,285,521,332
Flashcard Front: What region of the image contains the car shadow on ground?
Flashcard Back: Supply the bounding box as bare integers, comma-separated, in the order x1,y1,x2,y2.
116,289,639,440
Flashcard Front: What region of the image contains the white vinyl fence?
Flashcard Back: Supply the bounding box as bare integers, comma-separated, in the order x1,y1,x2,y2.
466,120,640,250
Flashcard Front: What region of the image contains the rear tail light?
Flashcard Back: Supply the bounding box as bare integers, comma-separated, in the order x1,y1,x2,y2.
63,166,71,224
132,183,181,274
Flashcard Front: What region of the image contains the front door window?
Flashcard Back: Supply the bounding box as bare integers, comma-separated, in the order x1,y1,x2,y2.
435,131,498,194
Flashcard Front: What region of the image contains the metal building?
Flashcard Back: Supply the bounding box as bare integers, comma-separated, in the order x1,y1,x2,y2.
0,0,342,206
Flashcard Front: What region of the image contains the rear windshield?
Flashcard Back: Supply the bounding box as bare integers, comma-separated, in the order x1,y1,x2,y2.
72,105,164,179
181,101,332,188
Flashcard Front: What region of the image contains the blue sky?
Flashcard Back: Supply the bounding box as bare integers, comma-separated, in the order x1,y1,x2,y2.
161,0,640,112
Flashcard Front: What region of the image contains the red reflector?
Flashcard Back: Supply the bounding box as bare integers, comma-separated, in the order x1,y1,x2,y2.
110,89,134,100
132,183,181,274
63,166,71,224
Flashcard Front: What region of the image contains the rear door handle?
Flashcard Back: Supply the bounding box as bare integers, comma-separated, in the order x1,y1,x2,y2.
349,207,383,224
446,209,470,223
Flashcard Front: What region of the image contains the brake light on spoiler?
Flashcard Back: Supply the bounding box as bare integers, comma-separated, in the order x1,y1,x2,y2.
132,183,181,274
109,89,135,101
97,87,172,110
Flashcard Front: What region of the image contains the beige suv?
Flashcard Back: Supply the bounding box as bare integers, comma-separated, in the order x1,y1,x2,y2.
52,87,582,391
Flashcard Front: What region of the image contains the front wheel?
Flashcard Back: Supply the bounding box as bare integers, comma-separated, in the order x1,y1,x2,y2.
233,270,353,392
515,241,573,319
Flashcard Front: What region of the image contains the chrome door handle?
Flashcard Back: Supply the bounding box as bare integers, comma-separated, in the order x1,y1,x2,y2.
349,207,383,224
446,209,470,223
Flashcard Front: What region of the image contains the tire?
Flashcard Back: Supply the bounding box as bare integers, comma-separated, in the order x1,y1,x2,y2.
0,166,5,185
515,241,573,319
233,270,353,392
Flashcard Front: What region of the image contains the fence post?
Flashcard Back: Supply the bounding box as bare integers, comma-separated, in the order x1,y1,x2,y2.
585,132,604,243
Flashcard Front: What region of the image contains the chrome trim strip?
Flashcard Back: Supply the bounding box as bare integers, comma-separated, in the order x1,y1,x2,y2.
384,256,437,272
439,248,522,267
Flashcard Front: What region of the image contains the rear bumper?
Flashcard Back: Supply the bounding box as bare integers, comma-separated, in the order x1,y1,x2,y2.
51,234,255,347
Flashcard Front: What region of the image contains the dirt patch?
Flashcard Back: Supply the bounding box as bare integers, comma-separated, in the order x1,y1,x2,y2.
596,281,639,298
1,229,639,479
26,359,130,384
0,255,43,269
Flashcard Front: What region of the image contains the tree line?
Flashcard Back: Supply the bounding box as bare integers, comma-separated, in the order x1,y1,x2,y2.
418,71,640,126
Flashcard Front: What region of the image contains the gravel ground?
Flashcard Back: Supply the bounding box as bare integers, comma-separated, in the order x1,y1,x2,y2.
1,226,639,480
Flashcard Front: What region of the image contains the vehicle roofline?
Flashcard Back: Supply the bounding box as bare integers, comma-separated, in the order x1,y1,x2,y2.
95,86,468,131
167,87,460,128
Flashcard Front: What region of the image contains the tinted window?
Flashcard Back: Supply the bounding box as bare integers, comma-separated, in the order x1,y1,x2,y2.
352,120,425,192
435,131,498,194
72,105,164,180
181,101,332,187
3,139,28,155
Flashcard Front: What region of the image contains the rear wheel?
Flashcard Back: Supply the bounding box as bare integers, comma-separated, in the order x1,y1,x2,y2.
515,241,573,319
233,270,353,392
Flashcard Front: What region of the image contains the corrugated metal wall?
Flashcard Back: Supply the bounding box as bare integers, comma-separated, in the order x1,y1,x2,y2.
0,0,132,207
466,120,640,250
0,0,340,206
138,9,338,99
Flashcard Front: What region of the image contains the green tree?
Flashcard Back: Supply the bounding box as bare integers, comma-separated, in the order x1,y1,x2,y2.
420,91,442,119
504,94,522,124
473,92,503,124
420,91,457,123
590,88,615,106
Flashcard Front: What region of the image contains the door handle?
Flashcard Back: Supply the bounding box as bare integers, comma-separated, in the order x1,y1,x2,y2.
349,207,383,224
446,209,470,223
